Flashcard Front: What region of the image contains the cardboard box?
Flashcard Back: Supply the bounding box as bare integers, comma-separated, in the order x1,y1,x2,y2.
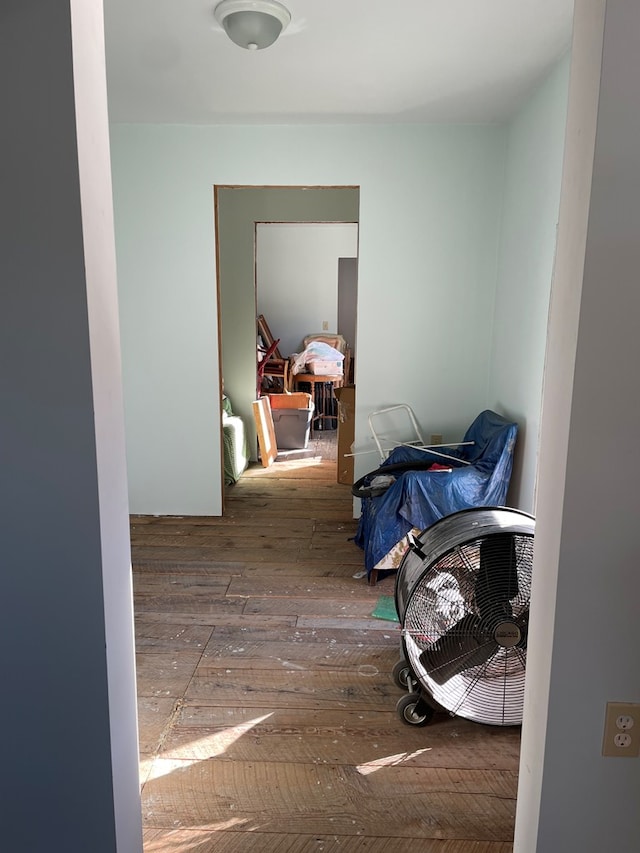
307,359,343,376
334,385,355,484
268,392,312,410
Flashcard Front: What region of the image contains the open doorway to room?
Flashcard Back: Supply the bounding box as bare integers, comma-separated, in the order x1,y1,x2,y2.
256,222,358,379
255,221,358,462
215,186,359,500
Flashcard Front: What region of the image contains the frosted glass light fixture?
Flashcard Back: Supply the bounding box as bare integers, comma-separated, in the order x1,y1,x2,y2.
214,0,291,50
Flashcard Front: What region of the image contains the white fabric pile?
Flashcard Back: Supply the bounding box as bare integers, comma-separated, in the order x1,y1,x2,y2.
290,341,344,375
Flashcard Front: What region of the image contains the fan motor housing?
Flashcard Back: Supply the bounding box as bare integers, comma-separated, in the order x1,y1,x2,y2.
494,621,522,647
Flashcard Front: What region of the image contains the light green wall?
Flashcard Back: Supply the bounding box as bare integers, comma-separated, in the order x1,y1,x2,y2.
110,123,506,515
488,56,571,512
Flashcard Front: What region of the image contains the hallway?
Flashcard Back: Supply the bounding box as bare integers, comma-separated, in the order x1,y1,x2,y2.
132,438,519,851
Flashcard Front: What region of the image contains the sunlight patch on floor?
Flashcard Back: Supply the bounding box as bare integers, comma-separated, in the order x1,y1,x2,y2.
356,748,432,776
141,713,275,781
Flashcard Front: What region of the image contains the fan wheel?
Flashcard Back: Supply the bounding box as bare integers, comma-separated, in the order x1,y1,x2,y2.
392,658,412,690
396,692,434,726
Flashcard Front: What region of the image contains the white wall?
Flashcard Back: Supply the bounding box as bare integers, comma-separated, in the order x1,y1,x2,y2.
71,2,142,846
488,56,571,512
257,222,358,356
110,123,506,514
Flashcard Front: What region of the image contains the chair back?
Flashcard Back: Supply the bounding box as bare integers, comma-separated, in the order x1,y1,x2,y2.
302,333,347,354
256,314,290,393
257,314,285,360
459,410,518,472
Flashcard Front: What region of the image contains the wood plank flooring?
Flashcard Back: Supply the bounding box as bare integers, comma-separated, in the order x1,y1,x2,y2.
133,433,519,852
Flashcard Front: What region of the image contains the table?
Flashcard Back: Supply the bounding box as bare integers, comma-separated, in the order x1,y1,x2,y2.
292,373,344,435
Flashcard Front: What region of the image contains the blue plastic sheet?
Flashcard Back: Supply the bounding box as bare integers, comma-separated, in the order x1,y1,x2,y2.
354,410,518,577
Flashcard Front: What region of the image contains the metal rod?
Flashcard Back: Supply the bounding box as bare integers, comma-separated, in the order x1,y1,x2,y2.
344,440,474,465
393,442,472,466
420,441,474,449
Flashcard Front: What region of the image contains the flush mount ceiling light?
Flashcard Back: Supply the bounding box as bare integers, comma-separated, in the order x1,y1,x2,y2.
214,0,291,50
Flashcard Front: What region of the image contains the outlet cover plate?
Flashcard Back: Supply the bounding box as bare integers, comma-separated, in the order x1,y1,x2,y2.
602,702,640,757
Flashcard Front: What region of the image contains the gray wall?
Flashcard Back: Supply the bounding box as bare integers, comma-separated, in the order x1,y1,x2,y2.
0,2,141,850
338,257,359,358
517,2,640,849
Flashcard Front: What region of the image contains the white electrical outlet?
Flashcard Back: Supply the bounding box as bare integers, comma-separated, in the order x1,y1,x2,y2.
602,702,640,757
322,320,329,331
617,714,634,730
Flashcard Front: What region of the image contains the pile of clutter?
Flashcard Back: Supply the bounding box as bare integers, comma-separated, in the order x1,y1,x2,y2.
290,340,345,376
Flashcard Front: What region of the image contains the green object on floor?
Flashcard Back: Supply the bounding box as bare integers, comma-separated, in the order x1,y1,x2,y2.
371,595,399,623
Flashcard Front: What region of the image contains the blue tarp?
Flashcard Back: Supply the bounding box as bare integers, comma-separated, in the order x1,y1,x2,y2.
354,410,518,577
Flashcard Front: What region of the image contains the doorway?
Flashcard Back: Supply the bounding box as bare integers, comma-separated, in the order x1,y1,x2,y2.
256,222,358,364
215,186,360,488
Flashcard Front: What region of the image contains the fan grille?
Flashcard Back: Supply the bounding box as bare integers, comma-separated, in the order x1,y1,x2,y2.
402,533,533,725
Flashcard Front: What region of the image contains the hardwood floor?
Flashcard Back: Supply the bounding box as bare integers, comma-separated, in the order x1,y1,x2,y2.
132,433,519,852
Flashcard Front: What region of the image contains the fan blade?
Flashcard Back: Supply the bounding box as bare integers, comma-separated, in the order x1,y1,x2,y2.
419,614,499,685
475,533,519,621
514,607,529,650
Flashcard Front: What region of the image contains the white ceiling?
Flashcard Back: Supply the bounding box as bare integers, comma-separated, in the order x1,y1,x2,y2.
104,0,575,125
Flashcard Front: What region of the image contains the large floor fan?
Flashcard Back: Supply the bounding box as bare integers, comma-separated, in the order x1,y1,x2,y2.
393,506,535,726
